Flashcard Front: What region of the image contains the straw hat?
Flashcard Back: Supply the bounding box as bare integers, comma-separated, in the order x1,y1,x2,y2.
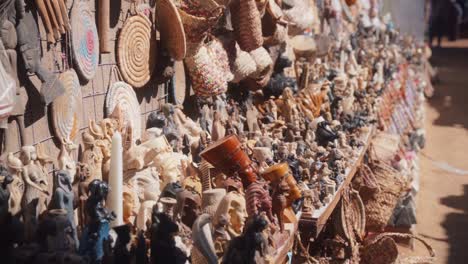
118,14,157,88
71,1,99,81
52,69,83,143
156,0,186,60
185,38,233,97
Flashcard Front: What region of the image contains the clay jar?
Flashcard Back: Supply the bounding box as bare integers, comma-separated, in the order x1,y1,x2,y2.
200,134,257,188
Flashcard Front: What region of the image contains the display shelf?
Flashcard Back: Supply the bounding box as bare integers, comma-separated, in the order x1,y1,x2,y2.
300,126,375,239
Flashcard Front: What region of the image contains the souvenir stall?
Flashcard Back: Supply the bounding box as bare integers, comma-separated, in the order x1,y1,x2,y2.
0,0,435,263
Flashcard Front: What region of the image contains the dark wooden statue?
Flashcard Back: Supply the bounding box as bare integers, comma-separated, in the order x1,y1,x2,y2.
79,179,115,264
50,170,78,249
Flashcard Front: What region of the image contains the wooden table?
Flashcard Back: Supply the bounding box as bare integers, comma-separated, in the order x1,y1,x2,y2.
300,126,375,240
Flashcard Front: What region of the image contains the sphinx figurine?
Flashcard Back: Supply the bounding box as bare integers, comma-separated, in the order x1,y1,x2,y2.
20,146,49,241
79,180,115,263
50,170,78,249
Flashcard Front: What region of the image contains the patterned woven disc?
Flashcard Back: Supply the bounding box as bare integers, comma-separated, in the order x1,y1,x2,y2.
52,69,83,142
71,1,99,81
117,14,157,88
105,81,141,141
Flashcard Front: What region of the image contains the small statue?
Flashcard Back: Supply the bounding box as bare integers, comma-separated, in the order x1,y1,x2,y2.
5,152,24,216
0,164,24,263
175,189,202,228
113,224,135,264
58,138,78,184
150,209,188,264
245,181,274,223
79,179,115,263
50,170,79,249
214,191,248,239
37,209,76,252
222,214,271,264
81,131,104,181
20,146,49,241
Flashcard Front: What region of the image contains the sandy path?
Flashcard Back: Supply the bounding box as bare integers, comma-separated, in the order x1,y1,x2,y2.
415,39,468,264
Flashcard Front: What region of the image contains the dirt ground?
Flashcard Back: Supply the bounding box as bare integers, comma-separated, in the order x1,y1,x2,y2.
412,39,468,264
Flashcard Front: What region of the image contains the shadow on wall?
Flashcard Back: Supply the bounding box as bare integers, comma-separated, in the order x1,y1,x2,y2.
428,45,468,130
440,184,468,264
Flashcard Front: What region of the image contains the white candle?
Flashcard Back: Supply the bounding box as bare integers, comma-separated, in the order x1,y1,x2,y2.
107,131,123,226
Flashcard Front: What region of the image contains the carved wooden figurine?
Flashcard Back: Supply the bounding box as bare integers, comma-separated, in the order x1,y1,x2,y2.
20,146,49,241
50,170,78,249
5,152,24,216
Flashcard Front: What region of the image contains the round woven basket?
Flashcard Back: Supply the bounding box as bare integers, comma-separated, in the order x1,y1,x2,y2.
232,44,257,82
71,1,99,81
105,81,142,141
249,46,273,79
156,0,186,60
178,0,223,56
185,38,232,97
230,0,263,52
52,69,83,143
118,14,157,88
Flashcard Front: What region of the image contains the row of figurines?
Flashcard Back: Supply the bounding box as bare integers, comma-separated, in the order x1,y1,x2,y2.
0,140,331,264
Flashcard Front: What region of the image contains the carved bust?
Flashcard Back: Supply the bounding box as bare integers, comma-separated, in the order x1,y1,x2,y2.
213,191,247,238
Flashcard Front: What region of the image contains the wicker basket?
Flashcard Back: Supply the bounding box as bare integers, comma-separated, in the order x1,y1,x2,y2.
361,233,435,264
230,0,263,52
178,0,224,56
156,0,186,60
185,37,233,97
364,159,408,232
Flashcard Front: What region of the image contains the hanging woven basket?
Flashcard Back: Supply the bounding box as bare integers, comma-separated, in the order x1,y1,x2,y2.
52,69,83,143
230,0,263,52
105,79,142,141
185,38,233,97
178,0,223,56
156,0,186,60
71,1,99,81
117,14,157,88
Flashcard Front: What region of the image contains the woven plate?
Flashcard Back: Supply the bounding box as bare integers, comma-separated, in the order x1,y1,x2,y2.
117,14,157,88
156,0,186,60
71,1,99,81
52,69,83,143
105,81,141,141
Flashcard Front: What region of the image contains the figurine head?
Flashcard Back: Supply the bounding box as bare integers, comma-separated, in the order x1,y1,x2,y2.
175,189,201,228
20,145,37,164
88,179,109,201
214,191,247,237
55,170,72,190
